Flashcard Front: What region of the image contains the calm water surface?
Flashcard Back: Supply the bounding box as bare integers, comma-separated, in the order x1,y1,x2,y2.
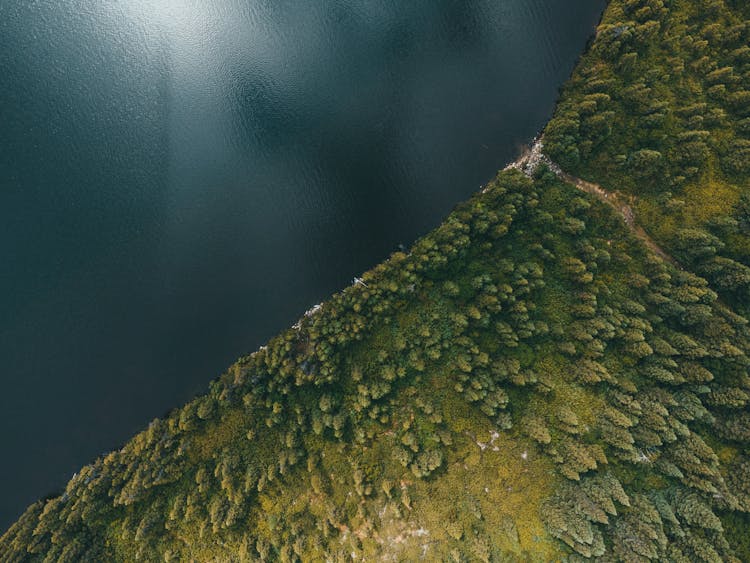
0,0,606,527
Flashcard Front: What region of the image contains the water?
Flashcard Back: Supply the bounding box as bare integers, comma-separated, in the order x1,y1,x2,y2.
0,0,606,529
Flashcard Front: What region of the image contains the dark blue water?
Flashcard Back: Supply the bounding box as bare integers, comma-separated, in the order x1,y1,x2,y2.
0,0,606,528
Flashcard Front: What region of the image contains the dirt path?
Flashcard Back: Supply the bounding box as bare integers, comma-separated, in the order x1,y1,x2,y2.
504,138,680,268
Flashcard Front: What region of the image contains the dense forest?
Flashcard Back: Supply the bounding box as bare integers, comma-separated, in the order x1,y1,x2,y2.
545,0,750,315
2,0,749,560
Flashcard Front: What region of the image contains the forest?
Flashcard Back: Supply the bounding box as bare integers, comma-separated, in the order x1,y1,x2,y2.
1,0,749,560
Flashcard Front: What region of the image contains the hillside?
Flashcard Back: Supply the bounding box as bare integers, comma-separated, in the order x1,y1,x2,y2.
2,0,750,561
545,0,750,315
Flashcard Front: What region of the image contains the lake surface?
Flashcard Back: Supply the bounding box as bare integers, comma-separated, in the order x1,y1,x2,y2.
0,0,606,528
